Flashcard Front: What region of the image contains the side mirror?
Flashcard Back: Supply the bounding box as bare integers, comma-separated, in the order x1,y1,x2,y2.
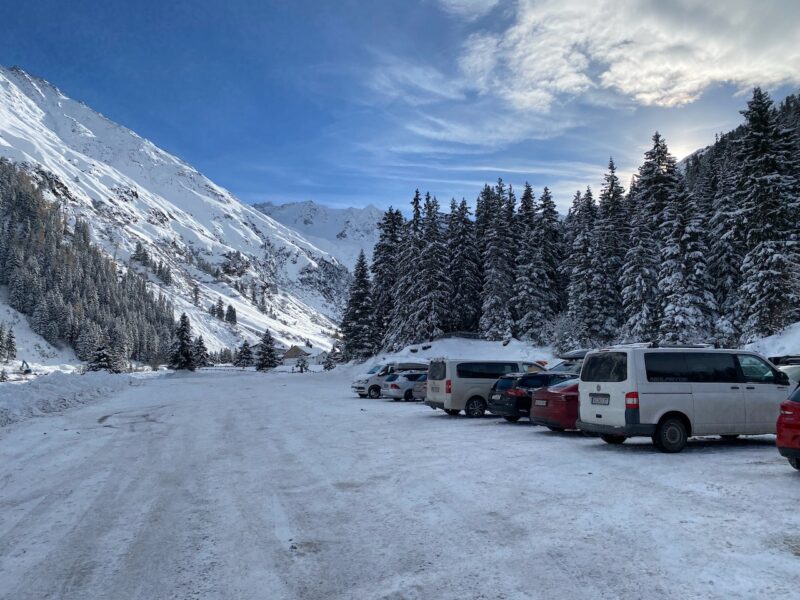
777,371,791,386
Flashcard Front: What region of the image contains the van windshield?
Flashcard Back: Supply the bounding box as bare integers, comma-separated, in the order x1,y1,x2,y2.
366,364,383,374
581,353,627,382
429,361,446,381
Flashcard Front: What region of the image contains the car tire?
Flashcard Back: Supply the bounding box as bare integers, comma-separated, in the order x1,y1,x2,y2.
444,409,460,416
503,416,520,423
789,457,800,471
464,397,486,418
404,390,414,402
720,434,739,441
601,434,626,445
653,417,688,453
547,426,564,432
368,386,381,399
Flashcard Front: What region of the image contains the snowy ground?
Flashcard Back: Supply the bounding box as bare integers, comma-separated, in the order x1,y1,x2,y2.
0,369,798,600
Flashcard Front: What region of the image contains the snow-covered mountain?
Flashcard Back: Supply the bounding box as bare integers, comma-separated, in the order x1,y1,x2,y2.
0,66,349,352
253,200,383,269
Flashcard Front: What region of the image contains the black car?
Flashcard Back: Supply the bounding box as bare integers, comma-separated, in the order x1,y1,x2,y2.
487,371,577,422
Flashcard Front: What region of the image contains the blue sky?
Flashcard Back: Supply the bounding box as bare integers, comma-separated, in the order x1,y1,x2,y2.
3,0,799,212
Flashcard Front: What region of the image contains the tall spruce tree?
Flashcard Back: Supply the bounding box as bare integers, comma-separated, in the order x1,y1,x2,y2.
479,180,515,340
565,187,599,347
736,88,800,341
341,250,375,359
192,336,209,368
370,207,404,342
169,313,196,371
446,198,481,332
234,340,254,368
255,329,280,371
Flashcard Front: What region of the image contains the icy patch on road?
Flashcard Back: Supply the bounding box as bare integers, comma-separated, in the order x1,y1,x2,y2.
0,371,135,428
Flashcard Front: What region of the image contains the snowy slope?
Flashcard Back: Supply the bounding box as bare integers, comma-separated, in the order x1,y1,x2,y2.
253,200,383,268
0,66,348,352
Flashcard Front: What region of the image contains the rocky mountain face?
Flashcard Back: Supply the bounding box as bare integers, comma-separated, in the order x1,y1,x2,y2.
0,66,350,351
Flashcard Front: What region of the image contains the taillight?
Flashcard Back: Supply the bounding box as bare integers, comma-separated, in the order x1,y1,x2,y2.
446,379,452,394
507,388,527,397
390,384,400,389
625,392,639,409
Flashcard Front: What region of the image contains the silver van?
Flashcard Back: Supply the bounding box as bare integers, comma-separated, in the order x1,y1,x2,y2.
576,346,792,452
351,361,429,398
425,359,541,417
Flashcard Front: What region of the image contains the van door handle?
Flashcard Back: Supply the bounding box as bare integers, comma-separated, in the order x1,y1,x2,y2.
730,386,740,390
746,386,755,390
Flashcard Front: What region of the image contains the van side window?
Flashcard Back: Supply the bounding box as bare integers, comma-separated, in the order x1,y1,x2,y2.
456,362,518,378
737,355,776,384
686,353,739,383
582,353,627,382
644,353,689,382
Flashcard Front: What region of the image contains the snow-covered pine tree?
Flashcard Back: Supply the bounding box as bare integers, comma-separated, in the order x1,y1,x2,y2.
216,297,225,319
408,194,449,340
736,88,800,342
444,199,481,333
5,329,16,362
322,352,336,371
234,340,253,368
657,180,716,344
510,183,539,338
591,159,626,343
0,369,7,383
169,313,196,371
565,187,599,347
479,180,515,340
192,336,209,368
0,324,5,363
341,250,375,360
87,337,123,374
370,207,404,342
383,190,424,349
255,329,280,371
620,132,679,342
225,305,237,325
296,356,309,373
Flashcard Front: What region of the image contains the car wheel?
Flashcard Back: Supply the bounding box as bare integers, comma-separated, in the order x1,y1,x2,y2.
720,434,739,441
503,416,520,423
368,386,381,399
444,409,460,416
653,417,688,453
404,390,414,402
789,457,800,471
601,434,627,445
464,397,486,418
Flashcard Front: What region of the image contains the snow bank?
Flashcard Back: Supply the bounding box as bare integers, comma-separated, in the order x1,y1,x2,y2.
746,322,800,358
0,371,132,428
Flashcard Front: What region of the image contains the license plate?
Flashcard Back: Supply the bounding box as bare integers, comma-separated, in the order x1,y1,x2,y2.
590,394,610,405
535,399,547,407
492,394,501,400
431,386,440,393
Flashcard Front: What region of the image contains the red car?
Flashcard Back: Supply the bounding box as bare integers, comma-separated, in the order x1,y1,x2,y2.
777,385,800,471
529,378,579,431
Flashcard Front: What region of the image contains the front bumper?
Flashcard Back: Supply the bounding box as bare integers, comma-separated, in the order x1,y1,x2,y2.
778,446,800,459
576,420,656,437
351,385,367,395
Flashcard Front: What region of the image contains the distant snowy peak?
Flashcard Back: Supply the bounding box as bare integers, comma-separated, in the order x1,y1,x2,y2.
0,65,349,351
254,200,384,269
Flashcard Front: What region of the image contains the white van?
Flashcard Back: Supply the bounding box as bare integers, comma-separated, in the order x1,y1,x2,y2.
351,361,429,398
577,346,792,452
425,359,541,417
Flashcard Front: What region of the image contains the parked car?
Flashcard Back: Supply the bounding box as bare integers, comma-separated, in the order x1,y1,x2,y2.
488,371,576,422
412,373,427,401
425,359,542,417
382,371,426,401
351,361,429,398
545,349,590,375
576,346,792,453
529,378,580,430
777,384,800,471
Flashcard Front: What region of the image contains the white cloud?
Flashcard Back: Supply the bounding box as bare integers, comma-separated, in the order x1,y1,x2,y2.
462,0,800,110
437,0,500,20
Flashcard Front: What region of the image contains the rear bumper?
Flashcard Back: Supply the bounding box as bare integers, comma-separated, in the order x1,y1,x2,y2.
425,400,444,410
576,420,656,437
778,446,800,459
531,416,575,429
487,401,524,418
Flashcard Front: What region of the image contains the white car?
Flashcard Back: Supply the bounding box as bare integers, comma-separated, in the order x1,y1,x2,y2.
381,371,427,401
351,361,429,398
577,345,792,452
